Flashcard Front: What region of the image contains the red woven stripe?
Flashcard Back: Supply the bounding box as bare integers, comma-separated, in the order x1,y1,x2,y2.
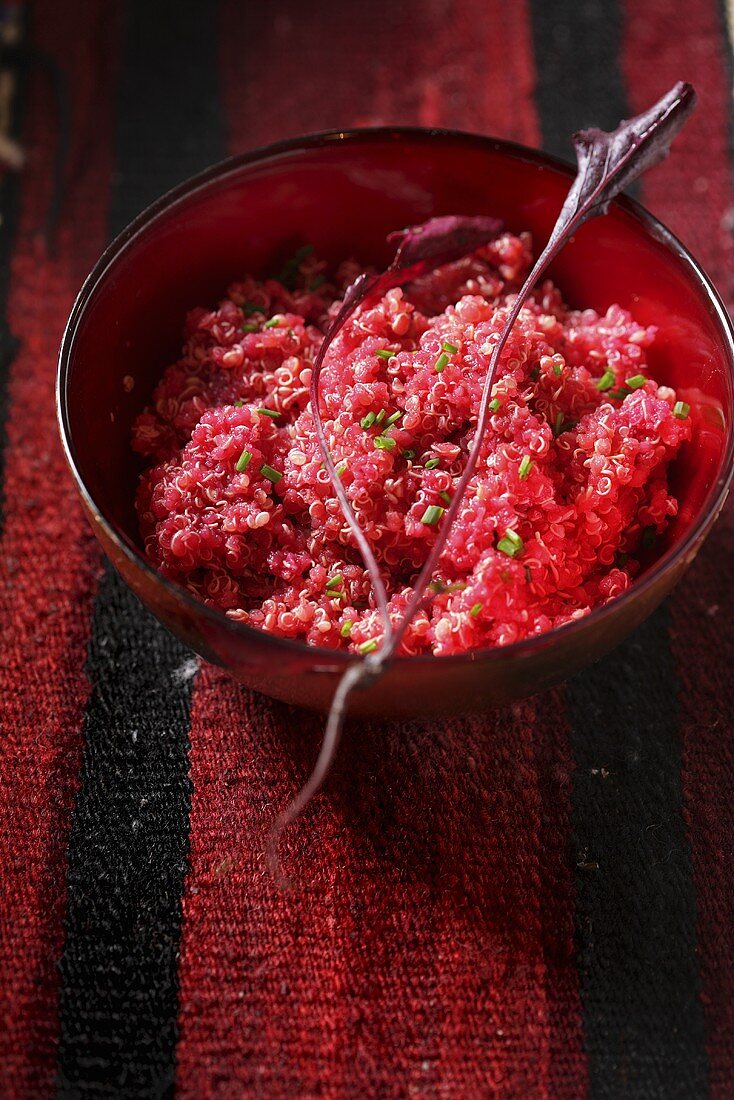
0,3,117,1094
622,2,734,1093
176,2,585,1096
219,0,402,148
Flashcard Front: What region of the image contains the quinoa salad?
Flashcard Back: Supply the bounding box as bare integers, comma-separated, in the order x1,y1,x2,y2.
133,233,692,656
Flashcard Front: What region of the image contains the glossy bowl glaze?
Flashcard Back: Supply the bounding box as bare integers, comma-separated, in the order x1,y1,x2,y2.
57,129,734,716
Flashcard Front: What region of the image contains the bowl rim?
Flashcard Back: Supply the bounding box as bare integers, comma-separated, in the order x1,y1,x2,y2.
57,124,734,669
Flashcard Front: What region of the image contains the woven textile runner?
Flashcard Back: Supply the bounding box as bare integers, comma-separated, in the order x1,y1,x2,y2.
0,2,115,1094
0,1,732,1097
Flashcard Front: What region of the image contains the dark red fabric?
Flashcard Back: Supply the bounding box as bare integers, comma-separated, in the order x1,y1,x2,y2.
0,0,732,1096
0,1,116,1094
622,2,734,1094
174,3,585,1096
178,676,585,1098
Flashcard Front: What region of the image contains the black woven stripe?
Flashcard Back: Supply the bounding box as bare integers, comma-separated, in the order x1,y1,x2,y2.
56,2,224,1096
0,15,25,532
529,3,708,1097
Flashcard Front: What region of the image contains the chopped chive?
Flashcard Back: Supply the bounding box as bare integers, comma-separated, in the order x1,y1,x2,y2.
235,449,252,472
497,538,520,558
626,374,647,389
421,505,445,526
340,620,353,638
308,274,326,291
277,244,314,289
439,491,452,505
263,316,282,329
470,602,483,618
259,463,282,483
530,366,540,381
596,369,616,392
242,301,265,315
497,528,524,558
240,323,258,333
424,457,440,469
642,526,657,549
402,449,415,460
276,244,313,269
358,638,379,655
442,340,459,354
256,407,280,418
518,455,533,480
552,413,577,437
431,579,466,595
524,565,533,583
553,362,563,377
673,400,690,419
234,399,244,407
374,435,396,451
336,461,348,477
434,352,449,373
374,408,386,426
360,411,376,429
326,573,344,590
384,410,402,427
376,348,394,360
609,388,629,400
489,398,501,413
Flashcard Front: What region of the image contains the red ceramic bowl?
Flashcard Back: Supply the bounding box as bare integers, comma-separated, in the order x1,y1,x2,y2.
57,129,734,717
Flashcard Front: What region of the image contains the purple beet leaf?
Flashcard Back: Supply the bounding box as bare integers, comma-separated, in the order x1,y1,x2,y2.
548,80,696,251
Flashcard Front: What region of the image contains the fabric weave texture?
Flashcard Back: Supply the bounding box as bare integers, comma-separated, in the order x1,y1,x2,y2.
0,1,733,1097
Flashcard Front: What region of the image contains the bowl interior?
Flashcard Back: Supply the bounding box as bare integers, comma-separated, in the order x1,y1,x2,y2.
61,130,733,616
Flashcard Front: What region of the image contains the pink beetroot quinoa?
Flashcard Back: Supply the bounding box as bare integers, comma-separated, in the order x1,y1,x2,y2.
132,233,692,657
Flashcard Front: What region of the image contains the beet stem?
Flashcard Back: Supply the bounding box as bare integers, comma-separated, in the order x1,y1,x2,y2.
271,85,696,875
266,658,380,886
310,324,393,640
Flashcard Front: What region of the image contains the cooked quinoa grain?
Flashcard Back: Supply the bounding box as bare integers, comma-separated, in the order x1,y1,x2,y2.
133,234,691,656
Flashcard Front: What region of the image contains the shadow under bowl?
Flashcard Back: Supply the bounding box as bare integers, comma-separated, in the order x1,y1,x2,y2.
57,129,734,717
